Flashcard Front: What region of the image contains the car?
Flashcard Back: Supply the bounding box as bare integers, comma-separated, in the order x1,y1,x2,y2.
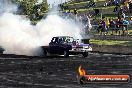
41,36,92,57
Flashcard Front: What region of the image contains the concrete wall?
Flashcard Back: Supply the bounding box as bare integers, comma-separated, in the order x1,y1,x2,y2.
92,44,132,54
83,35,132,54
92,35,132,41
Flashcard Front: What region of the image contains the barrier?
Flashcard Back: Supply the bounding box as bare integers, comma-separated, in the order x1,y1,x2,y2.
91,44,132,54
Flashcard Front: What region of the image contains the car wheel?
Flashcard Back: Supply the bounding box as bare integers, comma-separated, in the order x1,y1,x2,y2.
64,50,69,57
43,50,47,57
0,47,4,55
82,52,88,57
0,51,3,55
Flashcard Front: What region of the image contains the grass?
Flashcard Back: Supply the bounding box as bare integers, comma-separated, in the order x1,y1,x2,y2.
64,1,90,6
90,39,132,46
65,0,105,6
65,6,115,12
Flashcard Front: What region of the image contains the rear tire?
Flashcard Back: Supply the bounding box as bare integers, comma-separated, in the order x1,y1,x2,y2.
64,50,69,57
82,52,88,57
43,50,47,57
0,47,4,55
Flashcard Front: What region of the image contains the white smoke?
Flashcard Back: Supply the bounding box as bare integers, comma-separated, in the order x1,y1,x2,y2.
47,0,70,6
38,0,43,3
0,0,82,56
0,0,17,13
37,14,82,45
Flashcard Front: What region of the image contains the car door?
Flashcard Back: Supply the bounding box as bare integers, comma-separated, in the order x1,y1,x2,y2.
49,37,59,54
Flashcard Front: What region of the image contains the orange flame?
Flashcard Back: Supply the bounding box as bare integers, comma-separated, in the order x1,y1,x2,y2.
78,65,86,76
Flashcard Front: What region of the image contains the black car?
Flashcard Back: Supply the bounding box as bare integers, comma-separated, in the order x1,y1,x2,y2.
41,36,92,57
41,36,72,57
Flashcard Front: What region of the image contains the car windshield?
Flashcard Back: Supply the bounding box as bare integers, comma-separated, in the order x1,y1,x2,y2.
57,37,74,44
51,37,78,45
65,37,74,43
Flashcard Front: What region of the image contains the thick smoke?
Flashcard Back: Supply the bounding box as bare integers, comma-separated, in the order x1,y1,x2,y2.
47,0,70,6
0,0,17,13
0,0,82,56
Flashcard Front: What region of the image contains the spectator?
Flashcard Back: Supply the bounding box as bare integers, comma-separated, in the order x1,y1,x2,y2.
102,19,107,35
87,15,92,31
94,9,100,15
113,2,120,12
89,1,96,7
129,1,132,14
105,18,110,34
129,16,132,25
107,0,112,6
97,18,107,35
118,8,125,19
104,1,108,7
115,18,123,35
73,9,78,15
109,19,116,35
123,0,129,12
113,0,120,5
73,9,78,19
122,18,129,35
97,19,103,34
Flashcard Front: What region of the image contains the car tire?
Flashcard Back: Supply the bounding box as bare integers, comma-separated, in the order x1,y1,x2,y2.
43,50,47,57
82,52,88,57
0,47,4,55
64,50,69,57
0,51,3,55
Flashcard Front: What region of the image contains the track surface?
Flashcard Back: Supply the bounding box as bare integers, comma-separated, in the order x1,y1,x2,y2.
0,53,131,88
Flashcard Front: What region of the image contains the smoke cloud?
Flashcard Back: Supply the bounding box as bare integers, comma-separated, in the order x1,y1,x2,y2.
0,0,82,56
47,0,70,6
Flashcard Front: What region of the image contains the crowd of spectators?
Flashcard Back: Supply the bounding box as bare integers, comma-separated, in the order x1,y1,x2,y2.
60,0,132,35
97,17,130,35
105,0,132,14
96,0,132,35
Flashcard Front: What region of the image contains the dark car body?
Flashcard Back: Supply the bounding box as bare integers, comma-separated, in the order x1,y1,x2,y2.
41,36,72,57
41,36,92,57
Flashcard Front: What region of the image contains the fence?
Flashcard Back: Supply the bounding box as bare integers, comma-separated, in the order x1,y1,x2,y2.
90,24,132,35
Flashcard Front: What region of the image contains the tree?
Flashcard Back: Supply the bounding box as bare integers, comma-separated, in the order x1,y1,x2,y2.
15,0,48,19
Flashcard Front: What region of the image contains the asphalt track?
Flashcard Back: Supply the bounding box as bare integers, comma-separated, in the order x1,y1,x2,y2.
0,53,131,88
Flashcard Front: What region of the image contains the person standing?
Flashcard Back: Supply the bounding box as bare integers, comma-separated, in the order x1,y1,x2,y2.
101,19,107,35
124,0,129,12
115,18,122,35
105,18,110,34
122,18,129,35
109,19,116,35
129,1,132,14
130,16,132,25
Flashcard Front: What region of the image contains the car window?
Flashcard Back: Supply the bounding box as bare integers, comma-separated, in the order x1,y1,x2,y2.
51,37,59,43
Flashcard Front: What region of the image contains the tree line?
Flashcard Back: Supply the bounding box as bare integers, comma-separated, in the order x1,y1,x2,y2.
14,0,49,21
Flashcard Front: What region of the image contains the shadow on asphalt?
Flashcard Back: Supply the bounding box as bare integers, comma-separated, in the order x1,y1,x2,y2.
0,54,72,59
